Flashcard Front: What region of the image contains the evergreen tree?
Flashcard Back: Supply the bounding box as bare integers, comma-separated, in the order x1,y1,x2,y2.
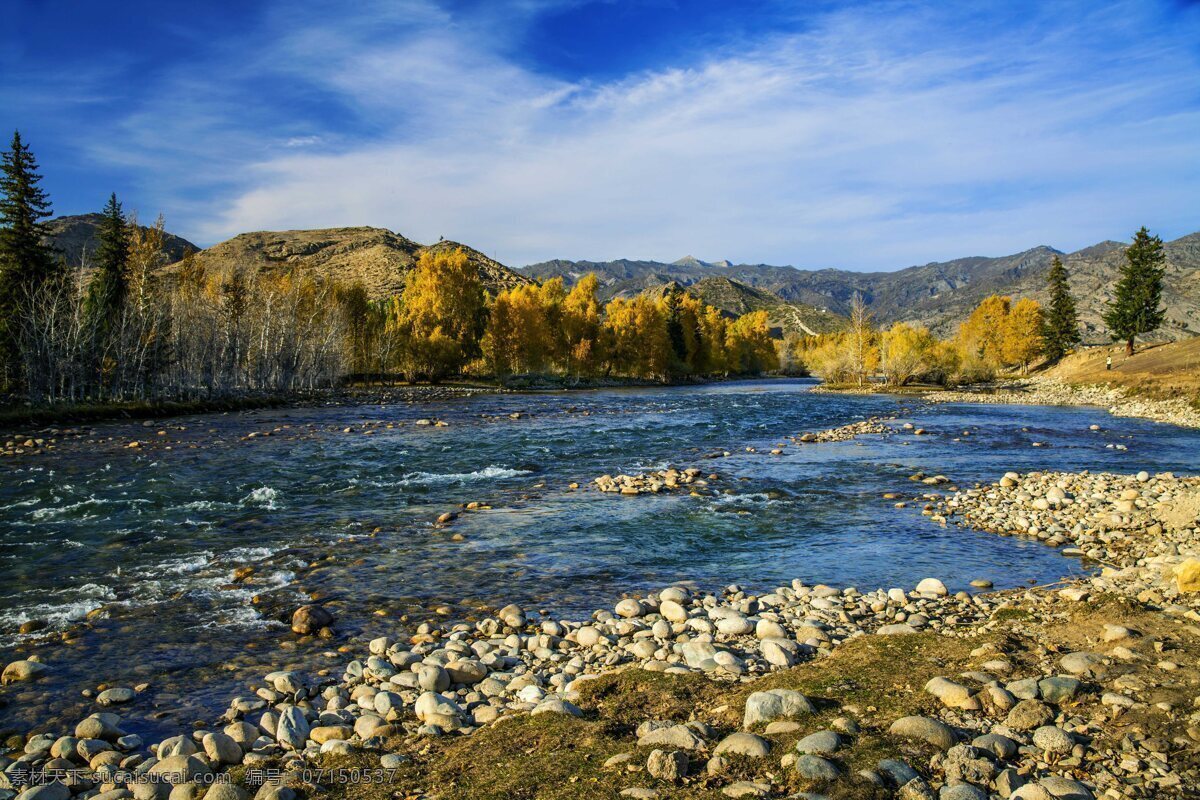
661,287,688,367
1040,256,1080,361
1102,227,1166,355
0,130,58,384
86,192,132,324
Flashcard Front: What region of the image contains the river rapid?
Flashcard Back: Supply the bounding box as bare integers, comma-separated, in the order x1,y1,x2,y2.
3,379,1200,739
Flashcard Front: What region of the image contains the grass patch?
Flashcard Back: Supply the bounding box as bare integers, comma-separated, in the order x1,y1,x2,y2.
574,668,727,730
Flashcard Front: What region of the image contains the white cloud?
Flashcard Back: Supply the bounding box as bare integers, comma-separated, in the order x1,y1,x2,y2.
115,1,1200,267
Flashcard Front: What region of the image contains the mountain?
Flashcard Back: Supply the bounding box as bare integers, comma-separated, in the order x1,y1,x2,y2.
526,257,844,336
680,277,843,335
169,227,533,298
523,232,1200,342
45,213,199,267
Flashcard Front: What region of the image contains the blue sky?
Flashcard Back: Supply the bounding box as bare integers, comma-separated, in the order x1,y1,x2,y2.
2,0,1198,269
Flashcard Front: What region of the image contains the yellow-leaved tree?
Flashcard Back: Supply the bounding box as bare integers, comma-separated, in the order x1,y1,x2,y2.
726,310,779,374
602,296,671,379
957,295,1011,368
699,305,730,375
1002,297,1044,373
880,322,936,386
846,292,880,385
482,283,557,375
562,273,604,376
395,248,484,381
804,333,856,383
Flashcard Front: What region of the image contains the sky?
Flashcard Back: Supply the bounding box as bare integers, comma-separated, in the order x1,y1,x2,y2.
1,0,1198,270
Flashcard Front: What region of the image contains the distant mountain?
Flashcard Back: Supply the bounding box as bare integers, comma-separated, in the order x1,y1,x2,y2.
678,276,843,335
526,257,844,336
167,227,533,298
524,233,1200,342
45,213,199,267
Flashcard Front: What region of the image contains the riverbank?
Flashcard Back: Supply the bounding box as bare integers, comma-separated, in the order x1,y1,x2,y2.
0,385,503,434
3,459,1197,799
815,375,1200,429
925,378,1200,429
0,372,781,433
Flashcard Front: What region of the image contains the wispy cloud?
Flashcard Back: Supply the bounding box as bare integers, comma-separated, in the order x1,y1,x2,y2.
7,0,1200,268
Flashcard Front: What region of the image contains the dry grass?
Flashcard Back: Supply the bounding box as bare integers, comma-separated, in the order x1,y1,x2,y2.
1040,338,1200,403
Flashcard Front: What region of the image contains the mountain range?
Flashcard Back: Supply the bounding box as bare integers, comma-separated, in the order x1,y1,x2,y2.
523,233,1200,342
42,215,1199,343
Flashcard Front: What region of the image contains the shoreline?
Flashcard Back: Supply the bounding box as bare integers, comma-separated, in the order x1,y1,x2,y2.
2,413,1198,798
816,376,1200,430
0,374,799,433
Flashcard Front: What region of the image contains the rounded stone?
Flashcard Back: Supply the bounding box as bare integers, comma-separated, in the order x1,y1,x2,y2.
888,715,957,750
616,599,645,618
743,689,815,728
795,754,840,781
915,578,948,596
2,660,49,684
1005,700,1054,731
713,733,770,758
1031,726,1074,754
795,730,841,755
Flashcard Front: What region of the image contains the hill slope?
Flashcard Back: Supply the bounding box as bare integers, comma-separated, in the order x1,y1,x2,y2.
524,232,1200,342
170,227,532,298
45,213,199,267
1040,337,1200,401
527,258,844,335
682,277,843,335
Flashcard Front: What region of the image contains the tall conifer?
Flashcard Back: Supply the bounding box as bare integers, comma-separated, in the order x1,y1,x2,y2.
0,131,57,384
1102,227,1166,355
1041,255,1080,361
87,192,132,324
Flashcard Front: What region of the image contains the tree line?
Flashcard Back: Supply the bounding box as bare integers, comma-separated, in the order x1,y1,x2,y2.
789,230,1168,387
0,132,777,405
338,249,778,383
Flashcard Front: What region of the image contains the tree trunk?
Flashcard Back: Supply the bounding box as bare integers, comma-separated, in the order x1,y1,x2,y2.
1126,338,1134,356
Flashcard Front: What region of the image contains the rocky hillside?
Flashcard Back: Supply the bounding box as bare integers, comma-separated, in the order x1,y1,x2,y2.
45,213,199,267
674,277,843,336
529,257,844,336
170,227,532,298
525,233,1200,342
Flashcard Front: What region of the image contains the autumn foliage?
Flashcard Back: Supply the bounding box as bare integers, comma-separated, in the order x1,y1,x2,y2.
333,253,778,386
482,279,777,381
797,292,1046,386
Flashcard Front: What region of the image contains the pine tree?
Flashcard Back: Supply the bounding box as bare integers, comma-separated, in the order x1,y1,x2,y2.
86,193,132,325
0,130,58,384
1102,227,1166,355
1041,256,1079,361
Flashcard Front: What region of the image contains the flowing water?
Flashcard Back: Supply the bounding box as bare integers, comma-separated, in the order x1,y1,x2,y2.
3,379,1200,739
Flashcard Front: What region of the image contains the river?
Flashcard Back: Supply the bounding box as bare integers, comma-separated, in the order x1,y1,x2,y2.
3,379,1200,738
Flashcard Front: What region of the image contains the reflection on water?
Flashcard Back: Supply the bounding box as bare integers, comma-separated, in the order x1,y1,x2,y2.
3,379,1200,737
